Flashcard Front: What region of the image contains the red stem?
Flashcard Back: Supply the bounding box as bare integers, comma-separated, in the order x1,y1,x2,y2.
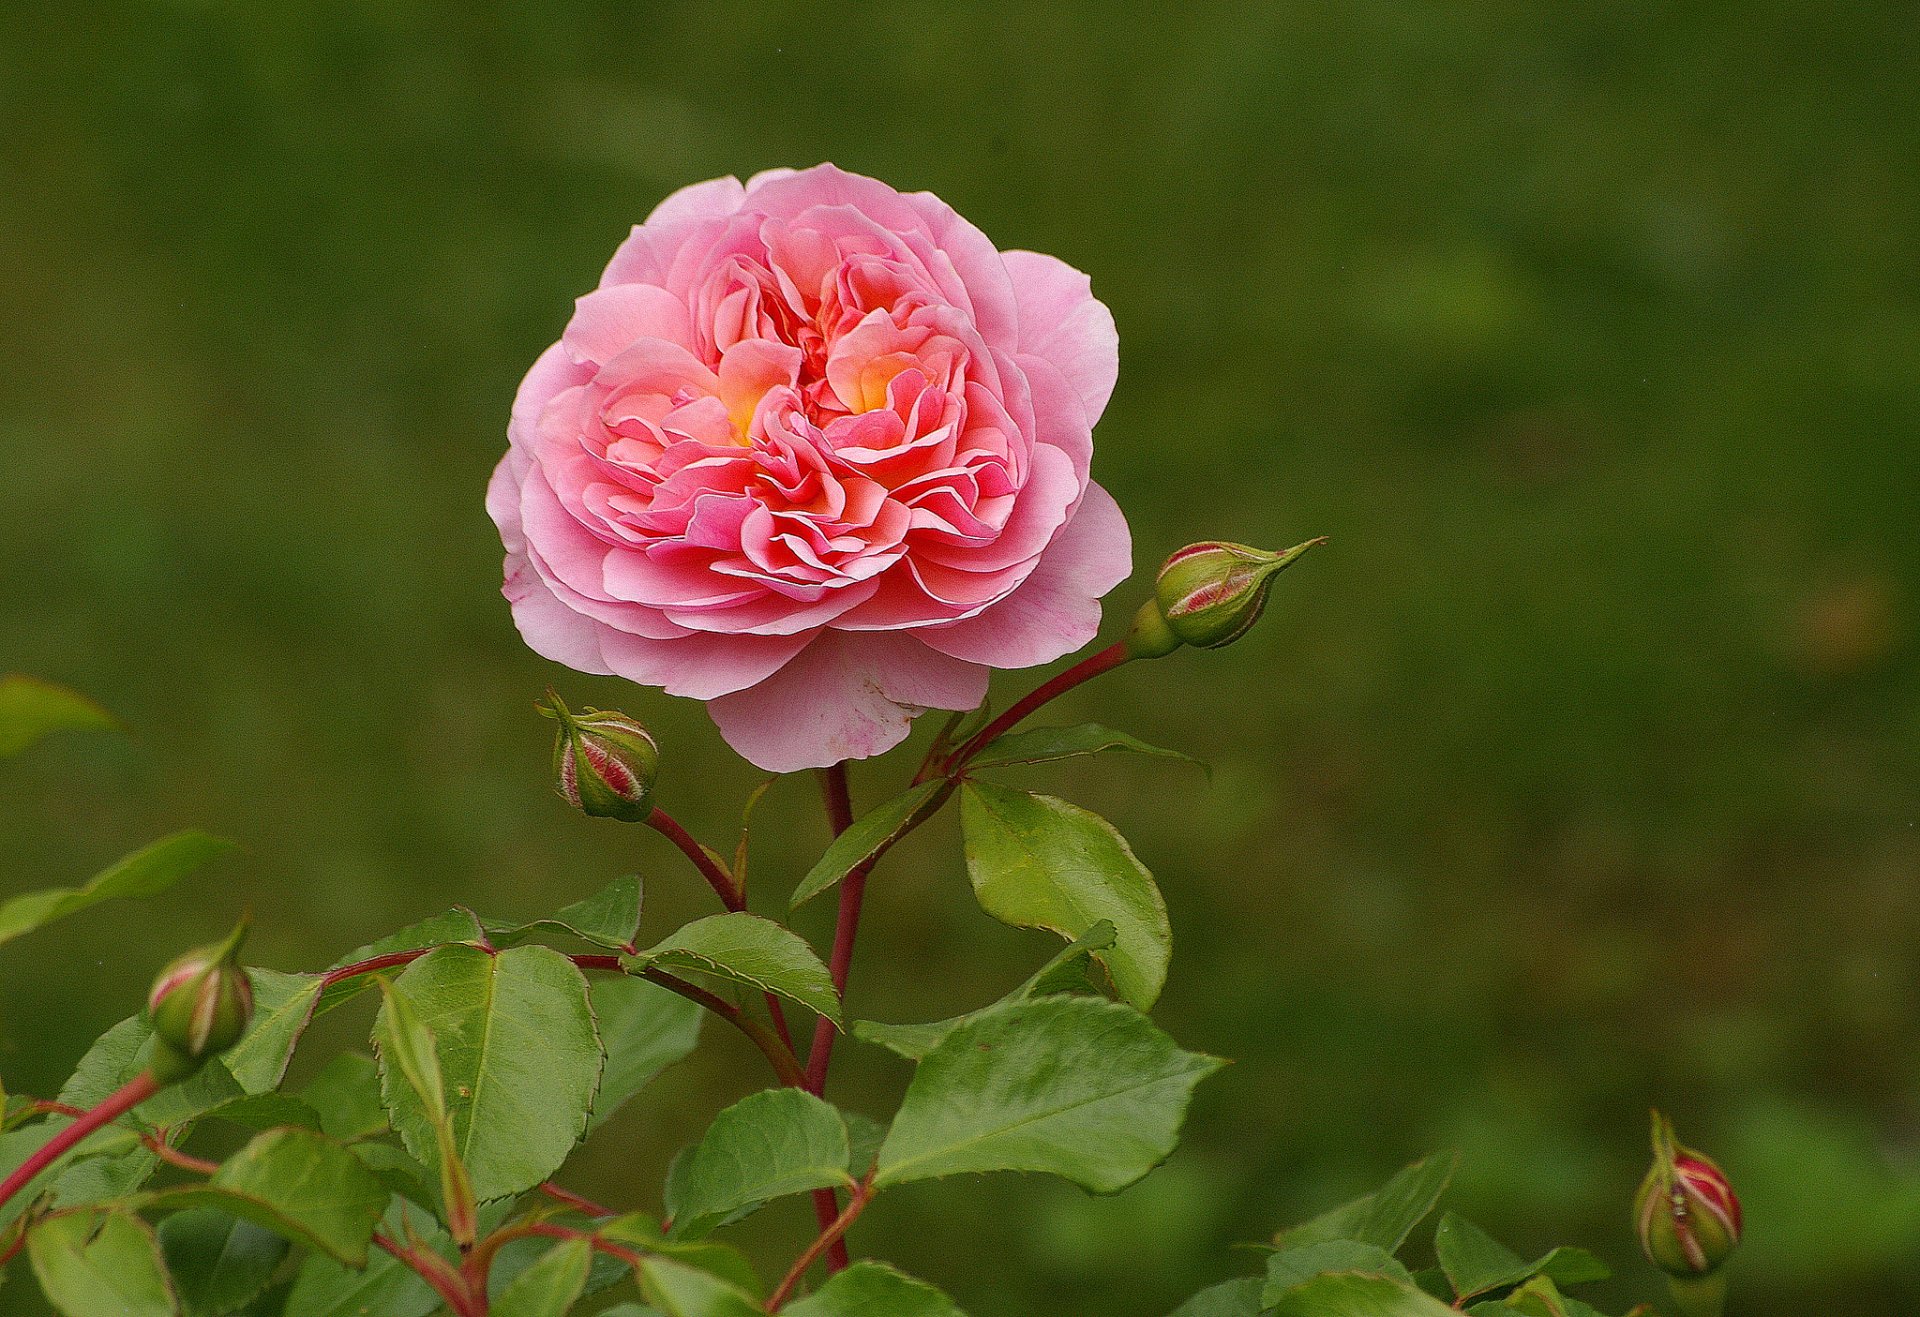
0,1071,160,1211
647,807,745,911
376,1232,477,1316
937,641,1132,777
768,1175,874,1311
803,763,863,1272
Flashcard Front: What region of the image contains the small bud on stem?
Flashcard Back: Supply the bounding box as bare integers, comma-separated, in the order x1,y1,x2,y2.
146,919,255,1083
539,690,660,823
1635,1111,1741,1317
1128,537,1325,657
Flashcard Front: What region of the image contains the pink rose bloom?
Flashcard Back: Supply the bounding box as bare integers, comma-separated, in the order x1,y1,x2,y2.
488,165,1129,772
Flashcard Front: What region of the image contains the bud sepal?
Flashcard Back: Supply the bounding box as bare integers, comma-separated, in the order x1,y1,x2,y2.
539,690,660,823
1143,536,1325,653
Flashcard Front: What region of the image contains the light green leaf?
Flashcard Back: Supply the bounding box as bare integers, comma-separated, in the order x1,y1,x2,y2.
1534,1248,1610,1288
1265,1241,1412,1305
1435,1213,1526,1301
1167,1278,1266,1317
223,970,323,1094
282,1202,443,1317
638,1257,763,1317
48,1139,159,1213
374,944,602,1201
0,674,116,757
1282,1153,1458,1253
1266,1272,1462,1317
587,974,704,1132
967,723,1202,772
157,1208,289,1317
843,1113,888,1177
626,914,840,1026
492,1238,592,1317
491,875,644,953
152,1128,387,1266
0,831,232,950
781,1260,968,1317
299,1052,389,1142
874,996,1221,1192
28,1209,180,1317
960,782,1170,1008
790,781,946,911
600,1214,763,1297
855,922,1116,1061
318,908,489,1013
54,1013,245,1133
664,1090,852,1239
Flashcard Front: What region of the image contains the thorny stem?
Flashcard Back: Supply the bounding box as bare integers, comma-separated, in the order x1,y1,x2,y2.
768,1174,875,1311
0,1071,161,1212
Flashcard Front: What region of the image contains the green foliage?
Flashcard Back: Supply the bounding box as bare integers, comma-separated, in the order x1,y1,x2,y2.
967,723,1201,773
789,782,946,911
0,831,232,951
491,1239,592,1317
780,1260,968,1316
636,1256,764,1317
28,1209,179,1317
156,1209,289,1316
625,914,842,1025
152,1128,387,1265
584,975,704,1132
0,674,115,757
663,1089,853,1239
489,875,644,953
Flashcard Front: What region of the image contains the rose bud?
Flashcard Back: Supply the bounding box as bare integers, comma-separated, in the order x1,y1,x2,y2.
146,920,254,1083
539,690,660,823
1635,1111,1742,1280
1128,537,1325,657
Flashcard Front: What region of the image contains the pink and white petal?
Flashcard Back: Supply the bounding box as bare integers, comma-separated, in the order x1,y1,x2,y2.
502,553,613,676
914,442,1077,574
1014,349,1094,496
598,628,812,701
708,630,988,773
900,192,1019,350
743,167,800,194
1001,249,1118,426
487,452,530,552
564,284,695,364
509,342,593,452
918,482,1131,668
646,175,748,225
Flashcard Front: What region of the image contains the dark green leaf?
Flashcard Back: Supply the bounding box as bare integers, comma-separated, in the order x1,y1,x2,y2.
600,1214,762,1297
223,970,323,1094
48,1138,159,1212
28,1209,180,1317
204,1094,324,1133
158,1209,289,1317
317,908,488,1013
967,723,1202,772
153,1128,387,1266
664,1090,852,1239
0,674,116,757
1282,1153,1458,1253
587,974,703,1132
1536,1248,1610,1289
492,1238,592,1317
1266,1272,1462,1316
281,1202,442,1317
626,914,840,1025
843,1113,887,1177
299,1053,389,1142
855,922,1116,1061
491,875,644,953
1265,1241,1412,1305
638,1257,763,1317
374,944,602,1201
781,1260,967,1316
790,781,946,911
1435,1213,1526,1300
1167,1278,1266,1317
874,997,1221,1192
960,782,1171,1008
0,831,232,950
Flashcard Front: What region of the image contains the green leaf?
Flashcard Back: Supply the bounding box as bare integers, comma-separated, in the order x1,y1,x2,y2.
587,974,704,1132
157,1208,289,1317
874,996,1221,1192
790,781,946,911
855,922,1116,1061
1534,1248,1610,1289
28,1209,180,1317
1265,1241,1412,1305
223,970,323,1094
960,782,1170,1008
626,914,841,1026
299,1052,389,1142
664,1090,852,1239
0,674,116,757
153,1128,388,1266
638,1257,763,1317
0,831,232,950
599,1214,762,1297
781,1260,968,1316
1435,1213,1527,1301
48,1139,159,1213
1167,1278,1266,1317
318,908,489,1013
491,875,644,953
282,1202,443,1317
374,943,602,1201
967,723,1202,772
843,1113,888,1177
1266,1273,1462,1317
492,1238,592,1317
205,1093,324,1133
1282,1153,1458,1253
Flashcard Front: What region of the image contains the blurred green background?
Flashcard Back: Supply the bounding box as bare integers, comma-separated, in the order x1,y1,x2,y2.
3,1,1916,1313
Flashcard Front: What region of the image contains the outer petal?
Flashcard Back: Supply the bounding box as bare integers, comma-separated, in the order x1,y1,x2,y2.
646,175,748,224
918,482,1131,668
502,552,613,676
1001,249,1118,425
598,627,812,701
708,631,988,772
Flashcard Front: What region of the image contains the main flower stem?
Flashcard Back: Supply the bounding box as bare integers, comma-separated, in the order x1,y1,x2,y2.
0,1071,160,1212
802,761,864,1273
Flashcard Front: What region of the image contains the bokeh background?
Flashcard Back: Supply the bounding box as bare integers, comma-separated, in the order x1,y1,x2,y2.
3,2,1917,1313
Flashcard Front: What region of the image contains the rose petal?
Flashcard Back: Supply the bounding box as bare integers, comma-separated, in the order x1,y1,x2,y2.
1001,249,1118,425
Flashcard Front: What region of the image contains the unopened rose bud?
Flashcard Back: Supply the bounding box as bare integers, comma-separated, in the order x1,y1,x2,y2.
1130,537,1324,657
146,921,254,1083
1635,1111,1742,1282
539,690,659,823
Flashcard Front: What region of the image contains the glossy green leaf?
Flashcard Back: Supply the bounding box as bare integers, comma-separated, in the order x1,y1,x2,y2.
491,874,644,953
224,970,323,1094
492,1238,592,1317
781,1260,968,1316
960,782,1170,1008
843,1113,888,1177
664,1089,852,1238
875,996,1221,1192
587,974,704,1132
28,1209,179,1317
157,1208,289,1317
48,1138,159,1213
1265,1240,1412,1305
0,831,232,950
1266,1272,1462,1317
299,1052,389,1142
626,914,840,1025
318,908,488,1013
1167,1278,1266,1317
154,1128,387,1266
1282,1153,1457,1253
374,943,602,1201
790,781,946,911
967,723,1201,772
0,674,116,757
55,1013,245,1134
855,922,1115,1061
639,1256,764,1317
371,977,475,1238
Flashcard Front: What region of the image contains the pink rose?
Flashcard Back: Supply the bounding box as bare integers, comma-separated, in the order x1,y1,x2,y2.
487,165,1129,772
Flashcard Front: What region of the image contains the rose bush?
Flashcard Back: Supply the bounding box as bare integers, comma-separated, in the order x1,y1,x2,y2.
488,164,1131,772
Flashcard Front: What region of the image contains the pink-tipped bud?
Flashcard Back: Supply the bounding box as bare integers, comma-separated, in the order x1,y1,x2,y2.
539,690,659,823
1635,1111,1742,1278
146,920,254,1083
1130,537,1324,657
